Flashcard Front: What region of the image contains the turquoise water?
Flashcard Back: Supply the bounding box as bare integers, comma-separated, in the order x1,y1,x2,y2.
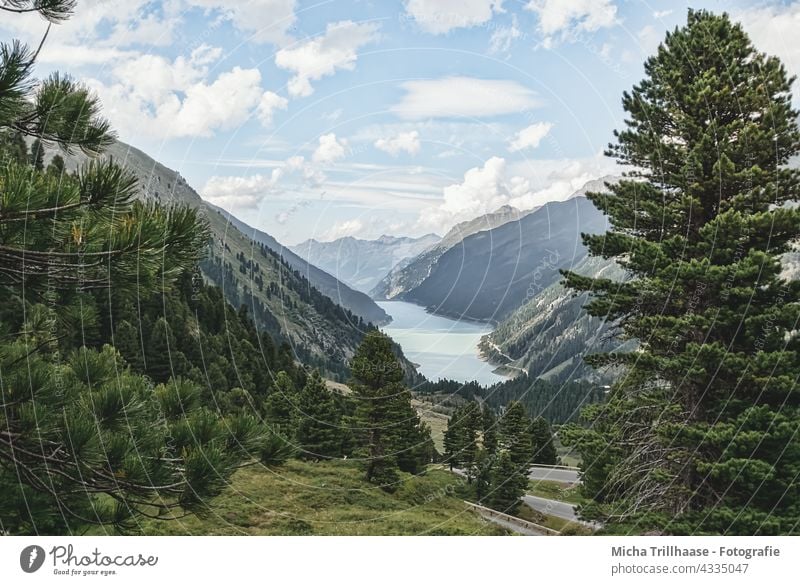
377,301,507,386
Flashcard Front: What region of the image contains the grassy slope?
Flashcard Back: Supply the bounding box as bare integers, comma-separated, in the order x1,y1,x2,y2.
527,480,587,506
139,460,506,536
411,399,449,452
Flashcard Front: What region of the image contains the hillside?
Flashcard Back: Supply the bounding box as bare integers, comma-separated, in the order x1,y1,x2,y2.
479,256,631,385
371,205,523,299
133,460,505,536
211,204,389,324
291,233,440,293
401,196,608,322
56,141,388,375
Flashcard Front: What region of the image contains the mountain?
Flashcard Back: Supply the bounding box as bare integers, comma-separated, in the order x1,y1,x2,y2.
55,140,389,377
398,196,609,322
478,255,632,385
290,233,441,293
371,205,524,300
209,206,389,324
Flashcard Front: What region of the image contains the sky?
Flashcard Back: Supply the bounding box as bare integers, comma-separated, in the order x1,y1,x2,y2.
2,0,799,245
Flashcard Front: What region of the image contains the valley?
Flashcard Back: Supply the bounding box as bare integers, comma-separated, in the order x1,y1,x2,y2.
377,300,508,386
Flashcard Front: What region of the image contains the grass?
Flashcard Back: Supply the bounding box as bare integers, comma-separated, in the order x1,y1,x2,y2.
133,460,507,536
412,398,449,452
527,479,587,506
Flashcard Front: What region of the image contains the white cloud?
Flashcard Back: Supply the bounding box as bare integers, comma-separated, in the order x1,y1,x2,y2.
202,173,281,209
653,10,672,19
404,0,504,35
1,0,181,65
374,131,421,156
490,14,522,54
636,25,661,57
313,133,348,164
87,45,273,139
320,219,366,241
391,77,541,120
735,3,800,88
201,154,327,210
275,20,379,97
256,91,289,126
418,157,517,231
525,0,618,47
185,0,297,44
417,152,619,232
508,122,553,151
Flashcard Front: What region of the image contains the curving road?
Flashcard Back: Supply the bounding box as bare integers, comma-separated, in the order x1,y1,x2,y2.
523,494,579,522
528,465,580,484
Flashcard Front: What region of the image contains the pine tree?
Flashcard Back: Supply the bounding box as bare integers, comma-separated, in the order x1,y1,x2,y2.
442,402,482,478
487,451,526,515
562,9,800,534
500,401,533,473
350,331,428,491
295,372,344,459
263,371,298,429
113,319,144,371
0,1,287,534
29,137,44,170
482,406,499,455
46,153,65,175
529,417,557,465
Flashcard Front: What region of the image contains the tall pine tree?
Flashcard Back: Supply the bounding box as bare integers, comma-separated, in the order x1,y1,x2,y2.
295,372,345,459
350,331,430,491
563,9,800,534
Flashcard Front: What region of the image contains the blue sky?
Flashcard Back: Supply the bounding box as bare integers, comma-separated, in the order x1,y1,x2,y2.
3,0,798,244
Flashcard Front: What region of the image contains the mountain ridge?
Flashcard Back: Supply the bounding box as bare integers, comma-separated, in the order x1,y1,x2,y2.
291,232,441,294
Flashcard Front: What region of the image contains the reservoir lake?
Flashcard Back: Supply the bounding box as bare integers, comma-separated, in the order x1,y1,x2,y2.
377,300,508,386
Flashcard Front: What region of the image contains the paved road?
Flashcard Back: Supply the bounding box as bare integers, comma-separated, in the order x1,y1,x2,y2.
528,466,580,483
523,494,579,522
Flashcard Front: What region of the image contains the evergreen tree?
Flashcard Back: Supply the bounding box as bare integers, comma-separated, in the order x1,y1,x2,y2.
46,153,65,175
350,331,428,491
487,451,526,515
0,1,289,533
529,417,557,466
113,319,144,371
474,449,494,504
263,371,298,430
29,137,44,170
146,317,184,383
562,10,800,534
482,406,499,455
442,402,481,478
500,401,534,473
295,372,344,459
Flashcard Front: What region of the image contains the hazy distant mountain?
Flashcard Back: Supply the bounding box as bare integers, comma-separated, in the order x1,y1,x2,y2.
290,234,441,293
55,140,389,374
371,205,524,300
401,196,609,322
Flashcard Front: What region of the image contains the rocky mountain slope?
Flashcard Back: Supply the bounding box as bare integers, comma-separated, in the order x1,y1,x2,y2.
478,255,631,385
399,196,609,322
290,233,440,293
371,205,524,300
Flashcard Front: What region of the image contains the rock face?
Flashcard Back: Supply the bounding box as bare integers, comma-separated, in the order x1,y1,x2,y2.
290,233,441,294
371,205,525,300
